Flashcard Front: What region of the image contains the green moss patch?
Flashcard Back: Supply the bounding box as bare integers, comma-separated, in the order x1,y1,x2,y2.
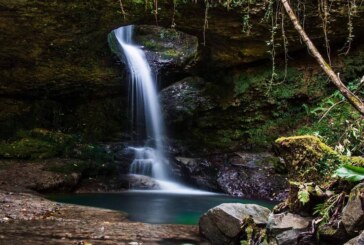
0,128,112,161
275,135,364,183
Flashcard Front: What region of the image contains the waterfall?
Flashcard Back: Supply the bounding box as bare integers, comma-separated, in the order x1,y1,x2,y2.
109,25,210,194
110,25,167,181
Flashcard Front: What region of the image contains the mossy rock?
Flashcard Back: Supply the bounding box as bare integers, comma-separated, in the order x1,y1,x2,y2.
275,135,364,183
274,135,341,183
108,25,199,72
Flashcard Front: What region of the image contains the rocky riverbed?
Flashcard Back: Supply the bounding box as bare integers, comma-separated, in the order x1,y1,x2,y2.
0,190,207,245
0,158,207,244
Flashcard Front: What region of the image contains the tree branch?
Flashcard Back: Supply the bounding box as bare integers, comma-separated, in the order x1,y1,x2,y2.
280,0,364,116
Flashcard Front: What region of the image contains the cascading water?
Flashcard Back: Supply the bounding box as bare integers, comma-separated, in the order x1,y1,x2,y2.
111,25,167,181
109,25,206,193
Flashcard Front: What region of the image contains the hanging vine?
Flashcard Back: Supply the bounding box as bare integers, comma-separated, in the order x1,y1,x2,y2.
153,0,159,25
339,0,357,55
203,0,210,46
242,1,252,35
318,0,332,64
265,0,280,94
171,0,177,28
281,10,288,82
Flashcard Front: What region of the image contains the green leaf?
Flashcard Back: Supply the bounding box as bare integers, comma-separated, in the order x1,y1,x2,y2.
333,164,364,182
298,189,310,205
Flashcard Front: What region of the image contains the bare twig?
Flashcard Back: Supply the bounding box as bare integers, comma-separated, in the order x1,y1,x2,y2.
318,99,345,123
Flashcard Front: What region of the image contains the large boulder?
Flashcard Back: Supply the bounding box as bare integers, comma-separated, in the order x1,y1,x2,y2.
216,153,288,201
344,230,364,245
199,203,270,245
174,152,288,201
274,136,341,183
173,156,220,191
267,212,311,236
267,212,312,245
342,183,364,236
275,230,302,245
318,221,349,244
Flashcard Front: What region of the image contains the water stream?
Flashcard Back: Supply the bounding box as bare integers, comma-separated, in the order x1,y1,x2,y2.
109,25,198,192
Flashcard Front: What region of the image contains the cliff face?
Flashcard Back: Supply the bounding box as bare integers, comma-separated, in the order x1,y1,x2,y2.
0,0,127,139
0,0,362,146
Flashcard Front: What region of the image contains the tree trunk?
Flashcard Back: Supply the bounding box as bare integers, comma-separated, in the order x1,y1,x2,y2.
280,0,364,116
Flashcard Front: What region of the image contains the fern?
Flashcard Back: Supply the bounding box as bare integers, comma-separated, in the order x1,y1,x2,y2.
298,189,310,205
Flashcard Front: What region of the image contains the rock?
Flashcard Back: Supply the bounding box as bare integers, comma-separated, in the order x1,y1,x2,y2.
267,212,311,235
342,183,364,236
173,152,288,201
0,160,81,192
124,174,161,190
0,190,204,244
217,164,287,201
275,229,302,245
216,153,287,201
274,135,339,183
319,221,349,244
108,25,199,79
159,77,216,124
199,203,270,245
344,230,364,245
173,156,220,191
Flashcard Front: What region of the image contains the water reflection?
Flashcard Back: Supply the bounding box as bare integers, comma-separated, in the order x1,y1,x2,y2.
48,192,274,225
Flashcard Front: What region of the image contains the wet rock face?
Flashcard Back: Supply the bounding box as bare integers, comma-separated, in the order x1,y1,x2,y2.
173,152,288,201
0,0,125,98
199,203,270,245
216,154,288,201
173,156,220,191
123,174,162,190
159,76,215,124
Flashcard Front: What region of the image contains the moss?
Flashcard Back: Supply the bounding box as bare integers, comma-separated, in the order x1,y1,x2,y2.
275,135,340,183
0,128,112,161
161,49,182,59
0,138,60,159
296,94,363,155
350,157,364,167
275,135,364,184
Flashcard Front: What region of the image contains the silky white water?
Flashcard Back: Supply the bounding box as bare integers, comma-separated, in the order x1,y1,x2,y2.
112,25,199,192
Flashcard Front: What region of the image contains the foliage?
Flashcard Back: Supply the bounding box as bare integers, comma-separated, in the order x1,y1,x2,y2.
297,76,364,156
0,129,76,159
290,181,317,205
0,129,112,162
239,215,268,245
313,193,344,224
333,164,364,182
